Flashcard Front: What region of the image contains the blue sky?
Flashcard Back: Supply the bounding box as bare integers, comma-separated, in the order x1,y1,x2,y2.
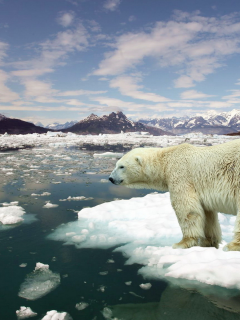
1,0,240,125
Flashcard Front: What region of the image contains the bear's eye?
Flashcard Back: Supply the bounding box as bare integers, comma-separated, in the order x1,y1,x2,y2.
119,166,124,169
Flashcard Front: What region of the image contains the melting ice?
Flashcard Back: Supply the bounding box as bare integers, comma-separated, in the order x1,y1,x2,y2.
49,192,240,294
18,263,60,300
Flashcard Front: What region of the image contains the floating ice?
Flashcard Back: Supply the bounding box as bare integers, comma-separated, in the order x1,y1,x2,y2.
140,283,152,290
0,205,25,225
16,306,37,319
1,201,19,206
75,302,89,310
19,263,27,268
31,192,51,197
93,152,124,158
100,179,109,183
18,262,60,300
41,310,72,320
43,202,59,208
49,193,240,293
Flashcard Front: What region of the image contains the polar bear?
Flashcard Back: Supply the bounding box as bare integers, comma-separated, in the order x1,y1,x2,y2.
109,140,240,251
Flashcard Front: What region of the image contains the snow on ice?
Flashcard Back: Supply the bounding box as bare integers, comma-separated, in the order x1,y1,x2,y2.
18,263,60,300
48,192,240,295
41,310,72,320
0,131,239,152
16,306,37,319
0,205,25,225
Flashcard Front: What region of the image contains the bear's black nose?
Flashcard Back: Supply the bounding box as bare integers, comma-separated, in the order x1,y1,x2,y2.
109,177,114,183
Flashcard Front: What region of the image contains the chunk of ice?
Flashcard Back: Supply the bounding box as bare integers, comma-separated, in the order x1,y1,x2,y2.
48,193,240,293
16,306,37,319
75,302,89,310
0,206,25,225
43,202,59,208
18,262,60,300
140,283,152,290
41,310,72,320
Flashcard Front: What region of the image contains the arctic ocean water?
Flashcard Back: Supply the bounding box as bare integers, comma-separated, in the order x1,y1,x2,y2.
0,146,240,320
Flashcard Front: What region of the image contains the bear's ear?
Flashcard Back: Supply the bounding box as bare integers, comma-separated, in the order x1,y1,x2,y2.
135,156,143,166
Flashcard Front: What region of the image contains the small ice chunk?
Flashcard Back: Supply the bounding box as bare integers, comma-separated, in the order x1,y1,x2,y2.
140,283,152,290
100,179,109,183
18,262,60,300
1,201,19,206
94,152,123,158
19,263,27,268
0,206,25,225
41,192,51,196
107,259,114,263
43,202,59,208
75,302,89,310
125,281,132,286
99,285,106,292
41,310,72,320
99,271,108,275
102,307,112,319
129,291,144,299
16,306,37,319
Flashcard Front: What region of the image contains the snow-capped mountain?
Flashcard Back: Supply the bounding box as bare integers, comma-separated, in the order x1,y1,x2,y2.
45,121,78,131
62,111,173,135
139,109,240,135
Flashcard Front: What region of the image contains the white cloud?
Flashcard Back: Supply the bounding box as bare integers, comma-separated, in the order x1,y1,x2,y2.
110,75,170,102
11,69,54,77
57,11,75,27
11,24,88,70
103,0,121,11
129,15,136,22
93,12,240,88
0,41,8,65
91,96,170,113
23,79,59,98
87,20,102,33
59,89,107,96
181,90,214,100
174,76,195,88
0,70,20,103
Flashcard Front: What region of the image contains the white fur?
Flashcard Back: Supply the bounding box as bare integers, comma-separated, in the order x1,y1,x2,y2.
109,140,240,251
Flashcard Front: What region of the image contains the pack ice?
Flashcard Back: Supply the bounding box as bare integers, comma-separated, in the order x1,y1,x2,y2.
18,263,60,300
49,192,240,294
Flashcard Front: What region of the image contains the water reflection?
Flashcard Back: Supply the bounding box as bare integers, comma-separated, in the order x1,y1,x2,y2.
110,285,240,320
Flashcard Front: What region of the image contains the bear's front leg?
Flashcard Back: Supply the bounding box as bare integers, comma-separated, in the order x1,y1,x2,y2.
171,193,206,249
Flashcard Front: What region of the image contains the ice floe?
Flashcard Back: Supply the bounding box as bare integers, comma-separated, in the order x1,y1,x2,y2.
59,196,93,201
18,263,60,300
93,152,124,158
43,202,59,208
41,310,72,320
48,192,240,295
16,306,37,319
75,302,89,310
0,205,25,225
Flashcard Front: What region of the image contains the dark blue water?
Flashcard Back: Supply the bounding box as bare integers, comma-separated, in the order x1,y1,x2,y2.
0,147,240,320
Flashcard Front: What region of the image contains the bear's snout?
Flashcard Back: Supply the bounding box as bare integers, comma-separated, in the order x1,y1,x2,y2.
109,176,123,185
109,177,114,183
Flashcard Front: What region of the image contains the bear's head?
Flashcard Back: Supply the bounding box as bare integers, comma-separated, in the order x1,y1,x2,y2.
109,148,151,189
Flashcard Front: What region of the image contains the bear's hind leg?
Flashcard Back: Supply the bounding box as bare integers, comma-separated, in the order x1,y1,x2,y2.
224,210,240,251
202,210,221,249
